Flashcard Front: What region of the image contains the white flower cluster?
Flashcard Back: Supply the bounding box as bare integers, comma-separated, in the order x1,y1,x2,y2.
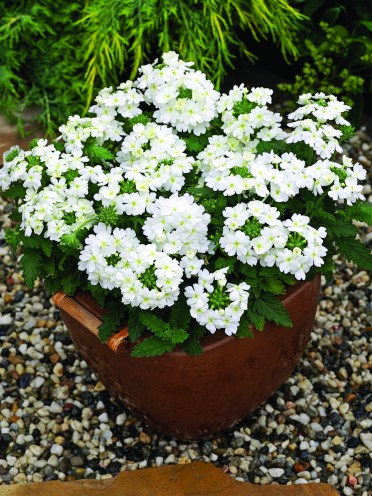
143,194,210,255
185,268,250,335
0,52,367,339
116,122,194,194
136,51,220,134
220,201,327,280
79,223,183,309
286,93,350,159
219,84,284,144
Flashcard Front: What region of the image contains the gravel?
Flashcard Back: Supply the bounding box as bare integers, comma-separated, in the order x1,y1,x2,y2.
0,128,371,493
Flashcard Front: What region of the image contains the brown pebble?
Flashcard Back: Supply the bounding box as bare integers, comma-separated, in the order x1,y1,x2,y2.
46,320,57,329
49,353,60,364
4,294,13,304
10,415,19,422
8,355,24,365
294,462,310,472
345,393,356,403
139,431,152,444
36,319,48,328
333,336,343,345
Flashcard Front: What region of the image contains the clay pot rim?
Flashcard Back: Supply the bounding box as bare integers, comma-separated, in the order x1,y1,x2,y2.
169,274,320,357
71,274,320,358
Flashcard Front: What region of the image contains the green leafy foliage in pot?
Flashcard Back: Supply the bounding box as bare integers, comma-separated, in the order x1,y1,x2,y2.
281,0,372,124
1,52,371,357
0,0,306,137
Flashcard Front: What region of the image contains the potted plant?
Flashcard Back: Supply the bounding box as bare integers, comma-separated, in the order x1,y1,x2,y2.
1,52,371,440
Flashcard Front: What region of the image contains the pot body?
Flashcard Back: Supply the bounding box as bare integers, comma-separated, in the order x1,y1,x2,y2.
57,275,320,440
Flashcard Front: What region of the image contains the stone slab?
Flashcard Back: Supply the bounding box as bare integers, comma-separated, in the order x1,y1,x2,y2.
0,462,339,496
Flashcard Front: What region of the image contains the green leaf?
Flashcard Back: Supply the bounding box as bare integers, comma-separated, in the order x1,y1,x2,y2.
2,183,26,199
128,308,145,342
336,237,372,270
140,313,189,344
256,139,286,154
85,138,114,161
187,186,214,197
361,21,372,32
9,210,22,222
236,314,255,337
326,219,358,239
98,301,125,343
253,293,293,328
344,202,372,226
180,323,205,356
43,257,55,276
248,312,265,332
131,336,174,358
169,296,190,331
20,250,42,288
60,271,81,295
214,257,236,274
261,278,286,295
87,283,107,308
21,234,53,257
5,228,21,254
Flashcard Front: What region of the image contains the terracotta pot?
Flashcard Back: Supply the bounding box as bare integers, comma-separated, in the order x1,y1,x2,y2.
52,274,320,440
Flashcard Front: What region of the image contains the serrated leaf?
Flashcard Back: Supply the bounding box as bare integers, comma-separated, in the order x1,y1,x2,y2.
139,313,165,335
5,228,21,253
261,278,286,295
345,202,372,226
131,337,174,357
180,338,204,356
60,271,81,295
2,183,26,199
187,186,214,197
20,250,42,288
336,237,372,270
44,257,55,276
87,283,107,308
21,234,53,257
236,314,255,337
98,301,125,343
253,293,293,328
85,138,114,161
326,219,358,239
169,296,190,331
128,308,145,342
249,312,265,332
214,257,236,273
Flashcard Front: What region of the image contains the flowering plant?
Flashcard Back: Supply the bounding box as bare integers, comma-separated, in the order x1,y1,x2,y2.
1,52,371,357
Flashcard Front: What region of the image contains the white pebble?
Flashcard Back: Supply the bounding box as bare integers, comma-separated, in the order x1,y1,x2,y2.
164,454,176,464
50,444,63,456
47,455,59,467
98,413,109,423
310,422,323,432
268,468,284,478
155,457,164,467
0,315,12,325
116,413,126,426
360,433,372,451
29,445,44,457
298,413,310,425
50,402,63,414
31,377,45,388
343,488,353,496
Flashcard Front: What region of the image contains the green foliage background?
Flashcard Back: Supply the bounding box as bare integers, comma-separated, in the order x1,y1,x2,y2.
280,0,372,123
0,0,305,137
